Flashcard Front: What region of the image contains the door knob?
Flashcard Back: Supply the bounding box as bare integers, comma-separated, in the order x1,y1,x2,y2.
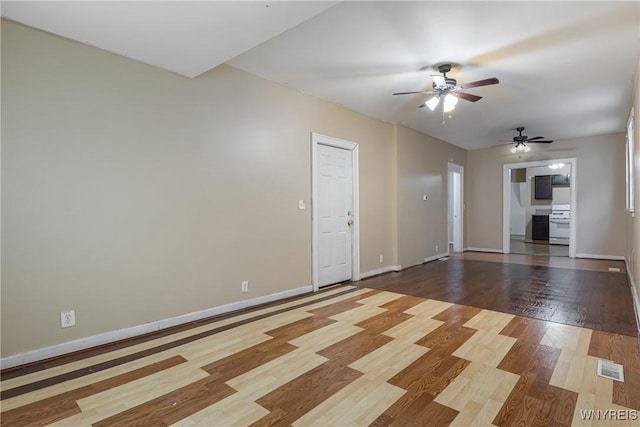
347,219,354,227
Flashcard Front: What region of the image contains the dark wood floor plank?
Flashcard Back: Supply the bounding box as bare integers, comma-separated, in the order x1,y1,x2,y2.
306,289,381,318
531,384,577,427
408,400,459,427
252,361,363,426
494,344,571,426
415,325,477,355
317,330,394,367
0,355,187,427
0,397,81,427
361,258,638,337
378,389,436,423
497,319,551,375
265,315,336,341
202,338,297,381
379,294,427,312
355,311,413,336
92,376,236,427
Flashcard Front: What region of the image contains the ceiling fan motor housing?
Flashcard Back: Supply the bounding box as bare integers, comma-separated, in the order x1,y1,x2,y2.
433,77,457,90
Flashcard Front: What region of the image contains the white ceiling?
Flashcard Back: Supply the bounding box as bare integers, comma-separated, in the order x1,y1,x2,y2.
3,1,639,150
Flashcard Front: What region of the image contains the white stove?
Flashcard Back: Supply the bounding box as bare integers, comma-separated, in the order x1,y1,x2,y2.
549,204,570,245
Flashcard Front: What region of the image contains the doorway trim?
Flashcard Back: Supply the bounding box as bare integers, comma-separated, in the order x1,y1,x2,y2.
311,133,360,292
448,162,464,253
502,157,577,257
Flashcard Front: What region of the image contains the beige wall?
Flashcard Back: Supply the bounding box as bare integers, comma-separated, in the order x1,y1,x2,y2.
1,21,395,357
395,126,466,268
467,133,627,256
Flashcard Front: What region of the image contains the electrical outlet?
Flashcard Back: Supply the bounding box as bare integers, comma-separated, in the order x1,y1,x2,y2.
435,244,439,253
61,310,75,328
298,200,306,210
241,280,249,293
379,255,384,263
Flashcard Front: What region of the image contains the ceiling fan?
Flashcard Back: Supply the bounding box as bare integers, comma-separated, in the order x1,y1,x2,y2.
392,64,499,112
507,127,553,153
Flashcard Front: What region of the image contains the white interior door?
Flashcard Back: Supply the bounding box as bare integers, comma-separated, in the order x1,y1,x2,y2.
317,143,353,287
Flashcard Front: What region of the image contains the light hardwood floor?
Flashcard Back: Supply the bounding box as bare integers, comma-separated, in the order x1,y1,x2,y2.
1,256,639,426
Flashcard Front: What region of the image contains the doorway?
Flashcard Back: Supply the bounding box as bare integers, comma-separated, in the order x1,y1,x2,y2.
448,163,464,253
502,158,577,257
311,133,360,291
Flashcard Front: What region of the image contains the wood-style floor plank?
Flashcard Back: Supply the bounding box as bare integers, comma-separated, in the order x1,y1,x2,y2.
0,355,186,427
1,254,638,427
361,254,637,336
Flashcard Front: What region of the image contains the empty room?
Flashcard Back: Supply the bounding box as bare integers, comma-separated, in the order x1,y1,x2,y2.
2,1,640,426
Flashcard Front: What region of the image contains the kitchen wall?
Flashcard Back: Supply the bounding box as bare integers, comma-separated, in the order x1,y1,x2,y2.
1,20,398,357
467,133,626,257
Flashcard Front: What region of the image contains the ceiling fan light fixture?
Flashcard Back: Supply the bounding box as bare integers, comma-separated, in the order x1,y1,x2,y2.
511,142,531,153
443,93,458,112
425,96,440,111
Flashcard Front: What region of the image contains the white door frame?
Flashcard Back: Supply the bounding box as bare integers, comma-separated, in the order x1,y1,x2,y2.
448,162,464,253
502,157,577,258
311,133,360,291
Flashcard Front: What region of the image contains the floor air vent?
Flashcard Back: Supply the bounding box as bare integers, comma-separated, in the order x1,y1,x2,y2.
597,360,624,382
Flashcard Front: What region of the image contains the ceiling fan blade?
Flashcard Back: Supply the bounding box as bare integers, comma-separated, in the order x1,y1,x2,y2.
527,136,545,141
393,90,431,96
454,92,482,102
529,140,553,144
431,75,446,88
460,77,499,89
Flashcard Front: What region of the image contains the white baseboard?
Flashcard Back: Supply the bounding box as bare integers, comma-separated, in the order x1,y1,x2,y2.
575,253,625,261
424,253,450,263
360,265,402,279
0,285,313,370
463,247,504,254
625,257,640,336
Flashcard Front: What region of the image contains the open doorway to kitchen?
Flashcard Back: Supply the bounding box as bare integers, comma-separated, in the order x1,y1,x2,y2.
503,158,577,258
